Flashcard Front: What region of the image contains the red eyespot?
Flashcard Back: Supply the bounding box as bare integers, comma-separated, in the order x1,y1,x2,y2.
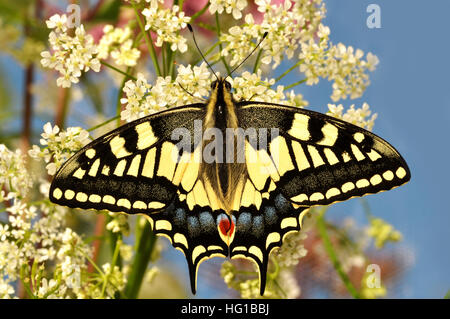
218,215,235,237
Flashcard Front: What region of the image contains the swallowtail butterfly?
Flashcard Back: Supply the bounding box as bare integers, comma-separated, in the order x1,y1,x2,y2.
49,31,410,296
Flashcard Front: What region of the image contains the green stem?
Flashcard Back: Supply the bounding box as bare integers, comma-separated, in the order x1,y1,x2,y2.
132,3,161,77
101,238,122,298
87,115,120,132
107,216,123,269
196,22,216,32
124,217,156,299
316,208,361,299
190,2,210,22
161,43,167,77
284,78,307,91
275,60,303,83
80,247,105,276
252,48,263,74
215,12,231,75
100,61,137,81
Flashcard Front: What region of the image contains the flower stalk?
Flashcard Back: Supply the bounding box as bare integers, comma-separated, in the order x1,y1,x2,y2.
124,217,156,299
316,207,361,298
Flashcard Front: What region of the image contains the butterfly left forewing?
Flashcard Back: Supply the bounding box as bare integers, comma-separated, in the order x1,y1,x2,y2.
50,105,204,213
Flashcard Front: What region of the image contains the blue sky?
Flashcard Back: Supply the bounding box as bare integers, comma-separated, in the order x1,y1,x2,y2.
1,0,448,299
312,0,450,298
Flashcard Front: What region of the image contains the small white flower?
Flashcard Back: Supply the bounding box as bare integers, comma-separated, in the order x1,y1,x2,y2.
0,281,15,298
0,224,10,241
98,26,141,66
46,14,68,32
209,0,248,20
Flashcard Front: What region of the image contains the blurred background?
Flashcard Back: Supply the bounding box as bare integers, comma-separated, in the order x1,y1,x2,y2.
0,0,448,298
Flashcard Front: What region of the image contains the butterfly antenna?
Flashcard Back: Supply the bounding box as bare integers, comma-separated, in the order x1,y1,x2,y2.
187,24,219,80
225,32,268,80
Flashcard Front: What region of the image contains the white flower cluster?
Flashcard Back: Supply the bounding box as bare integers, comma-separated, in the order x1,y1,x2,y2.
327,102,378,131
0,142,132,298
120,63,211,121
0,145,33,200
29,123,90,175
106,212,130,236
40,14,101,88
273,232,308,268
97,25,141,67
209,0,248,20
0,144,94,298
300,25,379,101
221,0,326,69
120,66,308,122
142,0,191,52
231,70,307,107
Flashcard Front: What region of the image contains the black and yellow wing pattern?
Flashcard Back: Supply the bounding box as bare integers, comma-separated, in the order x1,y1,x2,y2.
228,101,410,294
50,104,229,293
50,89,410,296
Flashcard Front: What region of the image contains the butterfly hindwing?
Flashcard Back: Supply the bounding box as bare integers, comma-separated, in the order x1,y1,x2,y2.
230,180,307,294
147,196,228,294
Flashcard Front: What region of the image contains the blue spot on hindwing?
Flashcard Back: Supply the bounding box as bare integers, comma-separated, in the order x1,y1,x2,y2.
173,208,186,227
199,211,215,233
264,206,277,225
236,212,252,233
187,216,200,237
274,193,290,214
252,215,264,238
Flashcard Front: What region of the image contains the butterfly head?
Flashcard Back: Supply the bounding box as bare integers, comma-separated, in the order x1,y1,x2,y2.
210,77,232,92
206,77,236,126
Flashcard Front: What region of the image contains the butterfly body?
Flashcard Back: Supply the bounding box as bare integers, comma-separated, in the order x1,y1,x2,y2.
49,77,410,296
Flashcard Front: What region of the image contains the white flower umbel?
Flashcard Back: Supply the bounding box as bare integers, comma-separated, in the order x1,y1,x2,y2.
0,144,33,199
142,2,190,53
29,123,90,175
120,63,211,122
41,14,101,88
97,25,141,67
221,0,326,68
209,0,248,20
327,102,378,131
299,33,379,101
